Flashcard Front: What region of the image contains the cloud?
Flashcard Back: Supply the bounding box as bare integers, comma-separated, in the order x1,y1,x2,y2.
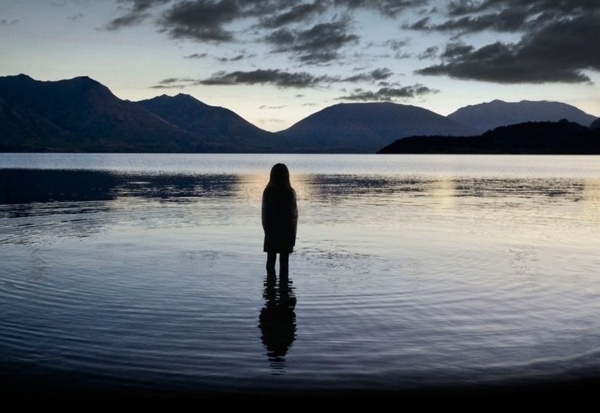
343,68,393,82
259,1,328,28
407,1,600,83
439,0,600,33
106,0,170,30
265,18,359,63
260,105,287,109
418,46,438,60
339,84,437,101
184,51,253,61
384,39,410,51
150,77,197,88
336,0,428,17
185,53,208,59
155,77,193,84
197,69,336,88
106,13,147,30
416,13,600,83
408,8,529,33
158,0,242,41
129,0,172,10
0,19,19,25
197,67,396,87
216,54,247,62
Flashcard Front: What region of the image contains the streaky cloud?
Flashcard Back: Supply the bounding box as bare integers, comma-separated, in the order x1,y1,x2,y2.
106,13,149,30
198,67,396,88
198,69,336,88
343,68,393,82
259,1,328,28
150,77,196,89
336,0,428,17
105,0,170,30
128,0,172,12
339,84,437,101
185,53,208,59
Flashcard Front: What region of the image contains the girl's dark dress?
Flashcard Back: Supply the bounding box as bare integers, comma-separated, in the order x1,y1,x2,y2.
262,185,298,253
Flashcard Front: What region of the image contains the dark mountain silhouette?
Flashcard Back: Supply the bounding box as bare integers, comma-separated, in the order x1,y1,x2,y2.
137,94,285,152
275,102,480,153
0,74,198,152
0,74,285,153
378,120,600,154
447,100,598,133
591,118,600,130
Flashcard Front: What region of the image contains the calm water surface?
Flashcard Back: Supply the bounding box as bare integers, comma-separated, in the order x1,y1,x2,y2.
1,153,600,397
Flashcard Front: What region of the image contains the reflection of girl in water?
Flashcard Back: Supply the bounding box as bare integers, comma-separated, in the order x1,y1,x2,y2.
259,274,297,373
262,163,298,277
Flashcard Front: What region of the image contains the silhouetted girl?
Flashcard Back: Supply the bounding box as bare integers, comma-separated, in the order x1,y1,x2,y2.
262,163,298,277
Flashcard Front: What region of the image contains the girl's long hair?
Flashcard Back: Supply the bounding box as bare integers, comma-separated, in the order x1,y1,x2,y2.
266,163,292,189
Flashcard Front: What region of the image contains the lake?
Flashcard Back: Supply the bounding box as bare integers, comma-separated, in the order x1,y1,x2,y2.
1,153,600,401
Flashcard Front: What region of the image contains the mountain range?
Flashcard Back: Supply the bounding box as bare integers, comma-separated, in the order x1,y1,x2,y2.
0,74,598,154
0,74,284,153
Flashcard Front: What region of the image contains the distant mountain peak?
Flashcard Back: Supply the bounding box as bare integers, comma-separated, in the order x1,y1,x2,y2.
448,99,597,132
14,73,33,80
148,93,211,108
277,101,479,153
71,75,95,82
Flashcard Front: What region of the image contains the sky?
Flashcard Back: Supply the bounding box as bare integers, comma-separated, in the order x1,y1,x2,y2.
1,0,600,132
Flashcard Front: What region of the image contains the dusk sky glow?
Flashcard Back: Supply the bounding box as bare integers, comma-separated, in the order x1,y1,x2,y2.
2,0,599,131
